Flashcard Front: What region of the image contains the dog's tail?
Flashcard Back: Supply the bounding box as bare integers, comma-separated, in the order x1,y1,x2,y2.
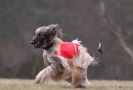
91,43,103,65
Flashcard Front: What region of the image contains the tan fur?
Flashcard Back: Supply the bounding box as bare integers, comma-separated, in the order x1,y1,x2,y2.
35,38,94,88
33,24,94,88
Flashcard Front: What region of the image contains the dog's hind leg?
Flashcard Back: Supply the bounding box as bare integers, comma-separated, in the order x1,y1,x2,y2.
72,47,93,88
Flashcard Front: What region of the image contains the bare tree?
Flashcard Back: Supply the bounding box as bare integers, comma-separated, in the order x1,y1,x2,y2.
99,0,133,61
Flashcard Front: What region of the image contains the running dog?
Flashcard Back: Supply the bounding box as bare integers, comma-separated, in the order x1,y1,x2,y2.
30,24,102,88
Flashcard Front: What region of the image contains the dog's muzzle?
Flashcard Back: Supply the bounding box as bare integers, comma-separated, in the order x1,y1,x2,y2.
30,38,45,48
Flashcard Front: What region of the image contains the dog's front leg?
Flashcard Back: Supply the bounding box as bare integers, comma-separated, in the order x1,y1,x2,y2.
35,66,55,84
35,56,64,84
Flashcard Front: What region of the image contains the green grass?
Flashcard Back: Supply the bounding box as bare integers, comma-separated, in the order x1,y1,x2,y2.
0,79,133,90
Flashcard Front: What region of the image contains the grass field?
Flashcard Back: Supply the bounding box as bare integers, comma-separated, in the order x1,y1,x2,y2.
0,79,133,90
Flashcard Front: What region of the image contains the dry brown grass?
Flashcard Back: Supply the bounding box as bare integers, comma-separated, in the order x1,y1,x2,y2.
0,79,133,90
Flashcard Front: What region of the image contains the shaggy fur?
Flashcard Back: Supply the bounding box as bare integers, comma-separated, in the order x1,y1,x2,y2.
31,24,94,88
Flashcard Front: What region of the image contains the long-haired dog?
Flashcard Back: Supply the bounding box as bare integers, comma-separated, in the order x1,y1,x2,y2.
30,24,102,88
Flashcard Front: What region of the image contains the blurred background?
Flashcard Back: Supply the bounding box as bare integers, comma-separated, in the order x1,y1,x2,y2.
0,0,133,80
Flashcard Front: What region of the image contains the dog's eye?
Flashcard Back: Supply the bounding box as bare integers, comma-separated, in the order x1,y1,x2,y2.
53,28,56,31
37,33,42,37
38,33,44,37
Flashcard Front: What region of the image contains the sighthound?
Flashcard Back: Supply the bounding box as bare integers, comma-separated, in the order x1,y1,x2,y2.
30,24,102,88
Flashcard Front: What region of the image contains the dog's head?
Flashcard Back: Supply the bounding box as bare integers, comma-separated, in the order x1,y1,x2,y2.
30,24,62,49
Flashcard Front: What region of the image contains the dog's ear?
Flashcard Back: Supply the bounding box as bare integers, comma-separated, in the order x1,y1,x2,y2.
48,24,62,38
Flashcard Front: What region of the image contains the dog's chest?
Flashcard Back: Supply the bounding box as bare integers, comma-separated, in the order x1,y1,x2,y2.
58,42,80,59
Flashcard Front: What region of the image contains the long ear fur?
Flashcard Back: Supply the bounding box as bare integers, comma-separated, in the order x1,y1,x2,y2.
48,24,63,38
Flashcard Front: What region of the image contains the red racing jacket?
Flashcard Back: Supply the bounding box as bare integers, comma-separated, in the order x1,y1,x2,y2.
58,42,80,59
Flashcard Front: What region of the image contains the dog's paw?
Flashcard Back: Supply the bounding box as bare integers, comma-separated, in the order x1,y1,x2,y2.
35,69,46,84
